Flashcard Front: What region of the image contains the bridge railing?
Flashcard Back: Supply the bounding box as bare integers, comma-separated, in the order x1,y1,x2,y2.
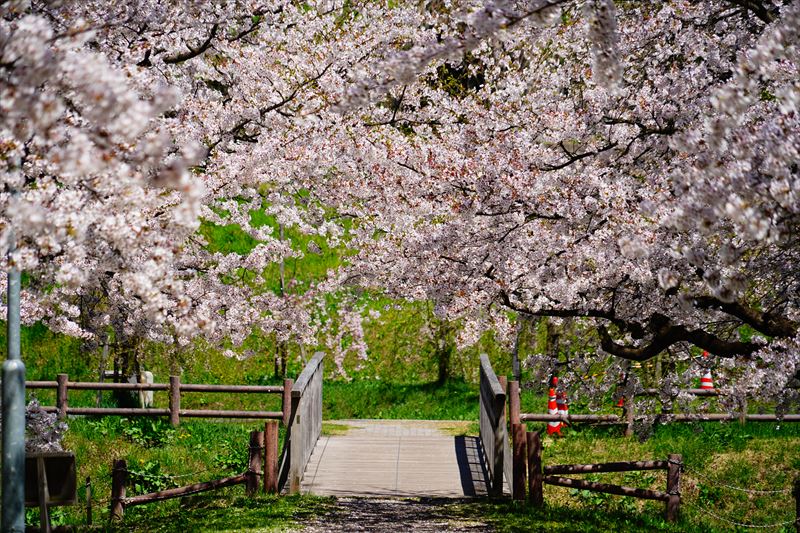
281,351,324,494
479,353,508,497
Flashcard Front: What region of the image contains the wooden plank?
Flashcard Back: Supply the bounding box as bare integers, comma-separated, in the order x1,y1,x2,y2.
42,407,170,417
26,381,280,392
180,384,282,393
527,431,543,507
56,374,68,420
511,423,526,500
26,381,58,389
123,474,247,506
292,352,325,398
247,431,264,496
169,375,181,427
37,456,51,533
85,477,92,526
480,354,505,398
179,409,282,419
521,412,800,422
265,421,279,493
479,354,506,497
283,378,293,426
520,413,621,423
509,381,520,425
642,388,718,396
68,382,168,391
666,454,681,522
289,354,324,493
543,475,669,501
300,420,485,497
544,460,668,475
499,376,512,498
110,459,126,520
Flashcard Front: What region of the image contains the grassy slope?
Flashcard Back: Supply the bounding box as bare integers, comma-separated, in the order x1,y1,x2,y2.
10,212,799,531
45,378,799,531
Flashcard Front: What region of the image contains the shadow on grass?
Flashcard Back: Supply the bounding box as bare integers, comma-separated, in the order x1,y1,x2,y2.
107,492,335,533
449,498,707,533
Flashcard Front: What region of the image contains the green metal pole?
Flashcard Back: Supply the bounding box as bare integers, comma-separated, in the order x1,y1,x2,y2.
3,243,26,532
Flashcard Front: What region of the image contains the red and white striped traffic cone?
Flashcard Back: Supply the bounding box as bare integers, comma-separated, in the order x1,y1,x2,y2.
556,390,569,433
616,396,625,408
546,377,560,435
700,351,715,390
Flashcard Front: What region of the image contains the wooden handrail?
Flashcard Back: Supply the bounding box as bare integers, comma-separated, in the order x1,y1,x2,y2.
291,352,325,398
479,353,508,497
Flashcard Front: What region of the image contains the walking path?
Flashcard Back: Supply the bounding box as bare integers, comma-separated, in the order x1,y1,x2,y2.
300,420,497,498
299,497,494,532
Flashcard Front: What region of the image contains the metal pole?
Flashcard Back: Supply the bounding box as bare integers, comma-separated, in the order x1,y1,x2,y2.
3,252,26,532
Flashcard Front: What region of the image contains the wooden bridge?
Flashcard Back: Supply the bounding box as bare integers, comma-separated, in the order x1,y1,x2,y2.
30,351,684,523
283,352,682,523
283,353,511,498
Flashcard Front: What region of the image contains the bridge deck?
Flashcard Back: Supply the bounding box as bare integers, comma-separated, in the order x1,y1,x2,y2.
301,420,502,497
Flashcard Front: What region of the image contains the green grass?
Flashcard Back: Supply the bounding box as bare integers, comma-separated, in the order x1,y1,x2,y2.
511,422,800,532
33,417,294,530
108,493,333,532
322,378,479,420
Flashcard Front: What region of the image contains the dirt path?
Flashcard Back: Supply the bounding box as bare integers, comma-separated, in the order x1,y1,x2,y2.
298,497,494,532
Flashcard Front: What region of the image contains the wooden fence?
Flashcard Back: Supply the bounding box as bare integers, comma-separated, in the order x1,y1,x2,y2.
522,431,683,522
479,355,681,521
282,351,324,494
27,374,294,427
479,354,509,497
517,386,800,437
110,421,280,520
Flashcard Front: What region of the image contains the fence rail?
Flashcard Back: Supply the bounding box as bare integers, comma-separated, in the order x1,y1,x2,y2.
519,413,800,423
27,374,290,426
110,422,280,520
527,433,682,522
515,384,800,431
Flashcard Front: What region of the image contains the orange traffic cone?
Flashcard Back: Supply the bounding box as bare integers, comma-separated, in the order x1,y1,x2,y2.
546,381,560,435
700,351,715,390
556,390,569,432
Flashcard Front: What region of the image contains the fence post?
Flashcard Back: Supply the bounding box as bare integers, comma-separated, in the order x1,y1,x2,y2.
624,399,635,438
793,477,799,533
527,431,543,507
509,381,520,425
110,459,127,521
247,430,264,497
169,375,181,427
666,453,681,523
512,422,526,501
282,378,293,426
56,373,68,420
264,421,279,494
85,476,92,526
739,397,748,426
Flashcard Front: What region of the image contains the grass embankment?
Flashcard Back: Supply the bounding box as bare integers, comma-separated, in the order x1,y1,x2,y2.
43,377,799,532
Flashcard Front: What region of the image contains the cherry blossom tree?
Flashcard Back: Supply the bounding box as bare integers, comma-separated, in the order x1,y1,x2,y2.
319,0,800,409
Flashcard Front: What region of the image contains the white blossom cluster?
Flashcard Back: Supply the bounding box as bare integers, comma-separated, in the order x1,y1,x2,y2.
2,0,798,410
